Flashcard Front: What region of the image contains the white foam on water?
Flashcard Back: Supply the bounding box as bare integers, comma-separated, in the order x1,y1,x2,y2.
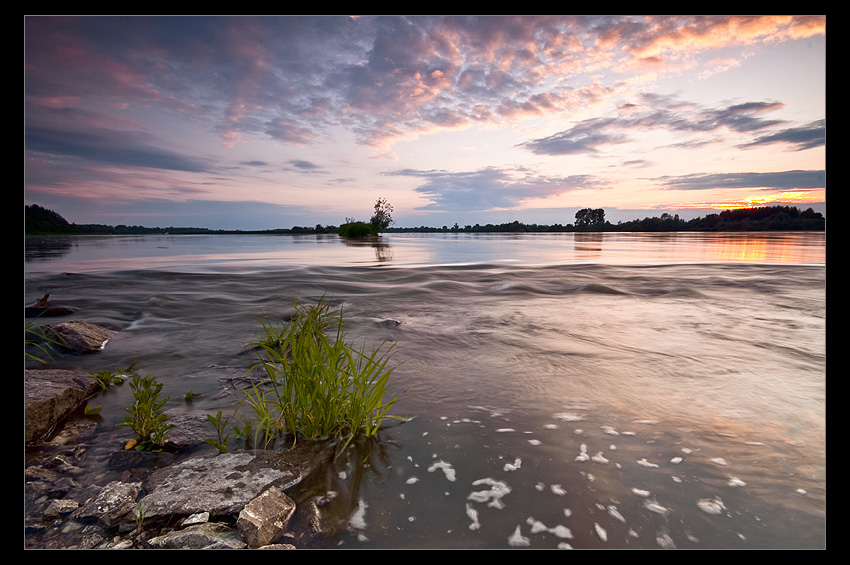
575,443,589,462
508,525,531,547
428,460,457,482
348,498,368,530
466,503,480,530
549,524,573,539
550,484,566,496
595,523,608,542
468,478,512,509
503,458,522,472
592,452,609,464
643,500,670,515
637,458,659,468
526,517,548,534
697,497,726,515
607,505,626,523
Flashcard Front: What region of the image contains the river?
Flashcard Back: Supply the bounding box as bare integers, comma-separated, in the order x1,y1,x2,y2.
24,231,826,549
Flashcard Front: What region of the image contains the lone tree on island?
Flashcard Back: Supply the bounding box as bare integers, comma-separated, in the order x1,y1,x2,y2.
370,197,394,233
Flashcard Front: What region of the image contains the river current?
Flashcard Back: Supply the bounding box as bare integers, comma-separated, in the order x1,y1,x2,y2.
24,231,826,549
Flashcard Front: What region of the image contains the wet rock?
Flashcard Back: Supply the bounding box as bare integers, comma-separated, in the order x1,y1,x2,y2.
73,480,142,528
146,522,247,549
237,486,296,548
161,409,211,451
26,294,77,317
25,369,101,444
43,499,80,519
44,321,117,354
138,444,333,526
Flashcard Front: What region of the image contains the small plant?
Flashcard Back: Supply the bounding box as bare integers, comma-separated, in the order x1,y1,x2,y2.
184,390,201,401
119,374,172,451
245,298,403,453
134,501,149,531
205,410,231,453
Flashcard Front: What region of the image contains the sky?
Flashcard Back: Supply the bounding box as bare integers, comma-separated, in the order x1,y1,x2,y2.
24,16,826,230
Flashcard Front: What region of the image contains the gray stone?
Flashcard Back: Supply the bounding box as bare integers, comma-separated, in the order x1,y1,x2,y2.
237,486,296,548
161,409,211,451
139,444,332,525
73,480,142,528
44,499,80,518
25,369,101,443
146,522,247,549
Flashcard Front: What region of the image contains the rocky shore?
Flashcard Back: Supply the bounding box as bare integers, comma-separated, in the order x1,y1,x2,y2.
25,297,364,549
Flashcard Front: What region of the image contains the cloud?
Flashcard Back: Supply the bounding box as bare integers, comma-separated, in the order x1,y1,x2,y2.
654,169,826,191
26,16,824,154
740,119,825,151
519,94,799,157
25,124,209,172
388,167,601,212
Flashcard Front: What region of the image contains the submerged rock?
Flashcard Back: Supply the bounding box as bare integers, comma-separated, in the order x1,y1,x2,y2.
25,294,77,317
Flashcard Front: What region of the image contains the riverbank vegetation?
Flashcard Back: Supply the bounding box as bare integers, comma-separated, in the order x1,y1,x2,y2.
26,203,824,235
241,299,402,452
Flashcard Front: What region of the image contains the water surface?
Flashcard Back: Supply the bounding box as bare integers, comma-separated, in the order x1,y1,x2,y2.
25,232,826,548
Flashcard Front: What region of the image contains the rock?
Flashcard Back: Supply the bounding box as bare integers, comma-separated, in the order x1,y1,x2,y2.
146,522,247,549
25,369,101,444
161,409,211,451
26,294,77,317
73,480,142,528
43,499,80,518
138,444,333,526
44,321,116,353
237,486,296,548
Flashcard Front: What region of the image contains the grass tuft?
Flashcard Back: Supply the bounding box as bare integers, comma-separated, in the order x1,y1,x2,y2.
244,298,402,452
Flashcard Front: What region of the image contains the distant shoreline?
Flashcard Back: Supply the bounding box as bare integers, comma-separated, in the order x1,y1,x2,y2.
24,204,825,236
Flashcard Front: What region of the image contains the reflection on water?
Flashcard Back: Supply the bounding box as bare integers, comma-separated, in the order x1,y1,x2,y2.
341,236,394,262
24,231,825,274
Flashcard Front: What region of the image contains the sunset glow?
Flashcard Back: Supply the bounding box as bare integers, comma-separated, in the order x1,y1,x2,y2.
24,16,826,230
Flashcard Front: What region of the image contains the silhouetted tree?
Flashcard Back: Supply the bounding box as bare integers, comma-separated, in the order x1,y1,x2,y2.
370,197,394,232
575,208,605,230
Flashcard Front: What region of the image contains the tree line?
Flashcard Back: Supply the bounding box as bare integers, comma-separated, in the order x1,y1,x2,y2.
25,203,824,236
384,206,825,233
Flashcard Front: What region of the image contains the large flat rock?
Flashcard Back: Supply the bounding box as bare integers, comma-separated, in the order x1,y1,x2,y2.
139,444,333,524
